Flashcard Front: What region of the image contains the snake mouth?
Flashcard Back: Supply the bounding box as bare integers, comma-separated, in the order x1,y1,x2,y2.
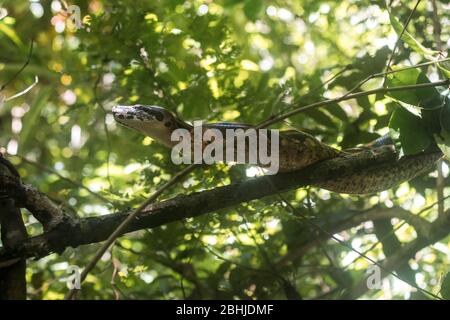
112,105,182,147
111,106,145,132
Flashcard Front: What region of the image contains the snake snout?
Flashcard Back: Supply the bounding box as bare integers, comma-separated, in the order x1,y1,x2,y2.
112,105,143,121
112,105,132,115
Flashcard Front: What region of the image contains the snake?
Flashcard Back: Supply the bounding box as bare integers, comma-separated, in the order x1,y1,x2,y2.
112,105,443,194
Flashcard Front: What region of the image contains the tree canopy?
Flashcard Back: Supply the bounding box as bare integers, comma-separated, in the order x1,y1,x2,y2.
0,0,449,300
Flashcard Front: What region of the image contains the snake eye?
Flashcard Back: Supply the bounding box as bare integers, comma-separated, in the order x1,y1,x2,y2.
137,105,164,121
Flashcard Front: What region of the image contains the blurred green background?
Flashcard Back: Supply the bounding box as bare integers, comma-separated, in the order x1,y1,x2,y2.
0,0,449,299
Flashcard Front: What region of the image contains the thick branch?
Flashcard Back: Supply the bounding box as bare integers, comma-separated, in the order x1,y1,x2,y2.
0,156,28,299
0,148,442,264
0,175,71,231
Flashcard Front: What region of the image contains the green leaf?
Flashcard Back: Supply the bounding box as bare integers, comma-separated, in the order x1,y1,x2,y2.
224,0,243,7
440,97,450,133
386,67,421,106
389,107,432,155
19,87,52,149
436,136,450,159
438,61,450,78
386,68,444,115
415,73,443,108
389,13,438,56
304,108,338,130
441,273,450,300
0,22,23,47
243,0,264,21
326,103,348,122
387,69,445,134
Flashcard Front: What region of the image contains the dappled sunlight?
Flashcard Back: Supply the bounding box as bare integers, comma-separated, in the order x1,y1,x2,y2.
0,0,449,301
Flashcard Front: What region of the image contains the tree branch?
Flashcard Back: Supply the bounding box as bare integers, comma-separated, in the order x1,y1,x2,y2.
256,79,450,129
0,175,71,231
0,147,442,265
0,155,28,299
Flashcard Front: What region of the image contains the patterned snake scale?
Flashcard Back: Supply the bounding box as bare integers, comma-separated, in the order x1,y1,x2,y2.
112,105,444,194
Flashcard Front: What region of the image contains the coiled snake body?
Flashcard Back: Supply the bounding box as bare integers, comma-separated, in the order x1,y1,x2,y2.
112,105,443,194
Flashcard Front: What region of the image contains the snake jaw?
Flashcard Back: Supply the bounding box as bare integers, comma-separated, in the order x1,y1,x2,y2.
112,105,189,147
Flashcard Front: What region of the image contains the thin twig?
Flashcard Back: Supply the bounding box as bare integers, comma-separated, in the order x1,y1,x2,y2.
342,193,450,271
65,164,197,300
92,72,114,192
431,0,443,50
202,243,283,280
436,159,445,217
256,166,441,299
4,76,39,102
255,79,450,129
7,152,113,205
0,40,34,92
345,57,450,97
276,193,441,300
384,0,422,78
259,58,449,127
274,64,353,117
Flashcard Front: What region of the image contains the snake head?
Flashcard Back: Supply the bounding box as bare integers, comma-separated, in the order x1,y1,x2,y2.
112,105,191,147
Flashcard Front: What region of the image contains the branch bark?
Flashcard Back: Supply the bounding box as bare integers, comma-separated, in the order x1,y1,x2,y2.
0,175,71,231
0,147,442,266
0,155,28,299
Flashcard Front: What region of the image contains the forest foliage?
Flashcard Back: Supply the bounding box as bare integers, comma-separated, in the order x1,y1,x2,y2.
0,0,449,299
